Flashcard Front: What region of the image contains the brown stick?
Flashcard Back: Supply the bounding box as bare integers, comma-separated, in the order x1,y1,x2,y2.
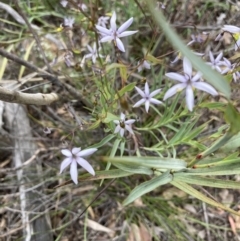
0,86,59,105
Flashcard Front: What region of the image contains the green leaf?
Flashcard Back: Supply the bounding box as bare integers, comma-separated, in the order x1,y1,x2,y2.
102,112,119,123
146,1,230,98
113,162,153,175
199,102,226,110
171,181,240,215
221,132,240,151
87,119,101,130
197,132,233,159
78,169,133,181
102,156,187,170
100,138,122,186
119,65,127,82
224,102,240,134
115,82,136,100
106,63,126,73
145,53,163,64
180,164,240,176
123,171,173,206
88,134,115,149
174,174,240,189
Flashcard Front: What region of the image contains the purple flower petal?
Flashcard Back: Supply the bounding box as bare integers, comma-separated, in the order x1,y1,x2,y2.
191,72,202,82
133,98,146,108
114,125,121,134
135,86,146,98
163,83,187,100
150,89,161,97
165,73,186,83
117,17,133,34
77,148,97,157
150,98,162,105
115,38,125,52
125,119,135,125
95,25,112,35
192,82,218,96
145,82,150,96
61,149,72,157
87,45,93,52
72,147,81,155
118,30,138,38
110,11,117,31
113,119,120,124
85,53,93,59
183,57,192,78
60,157,72,173
222,57,231,68
120,113,125,120
222,25,240,33
125,125,134,135
100,35,114,42
209,51,214,63
215,66,222,73
70,160,78,184
216,52,223,62
185,85,194,111
145,100,150,112
120,128,125,137
76,157,95,176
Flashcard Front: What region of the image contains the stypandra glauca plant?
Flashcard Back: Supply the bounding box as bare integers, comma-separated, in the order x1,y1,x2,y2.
57,0,240,216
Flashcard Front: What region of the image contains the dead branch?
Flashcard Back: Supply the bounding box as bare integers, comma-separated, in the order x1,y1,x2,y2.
0,86,59,105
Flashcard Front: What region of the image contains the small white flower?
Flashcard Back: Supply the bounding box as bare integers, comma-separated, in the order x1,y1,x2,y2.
85,43,103,63
133,82,162,113
207,51,223,73
78,3,88,12
60,0,68,7
60,147,97,184
221,25,240,51
113,113,135,137
221,57,240,82
95,11,138,52
222,25,240,33
137,60,151,72
164,57,218,112
64,51,74,67
63,17,75,28
187,34,204,46
155,2,166,9
97,16,110,28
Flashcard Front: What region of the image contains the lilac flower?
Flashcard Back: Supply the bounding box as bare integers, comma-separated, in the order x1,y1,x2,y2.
78,3,88,11
137,60,151,72
63,17,75,28
85,43,103,63
60,147,97,184
133,82,162,113
97,16,110,28
95,11,138,52
187,34,204,46
207,51,223,73
221,57,240,82
113,113,135,137
222,25,240,33
64,51,74,67
155,2,166,9
164,57,218,112
60,0,68,7
221,25,240,51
